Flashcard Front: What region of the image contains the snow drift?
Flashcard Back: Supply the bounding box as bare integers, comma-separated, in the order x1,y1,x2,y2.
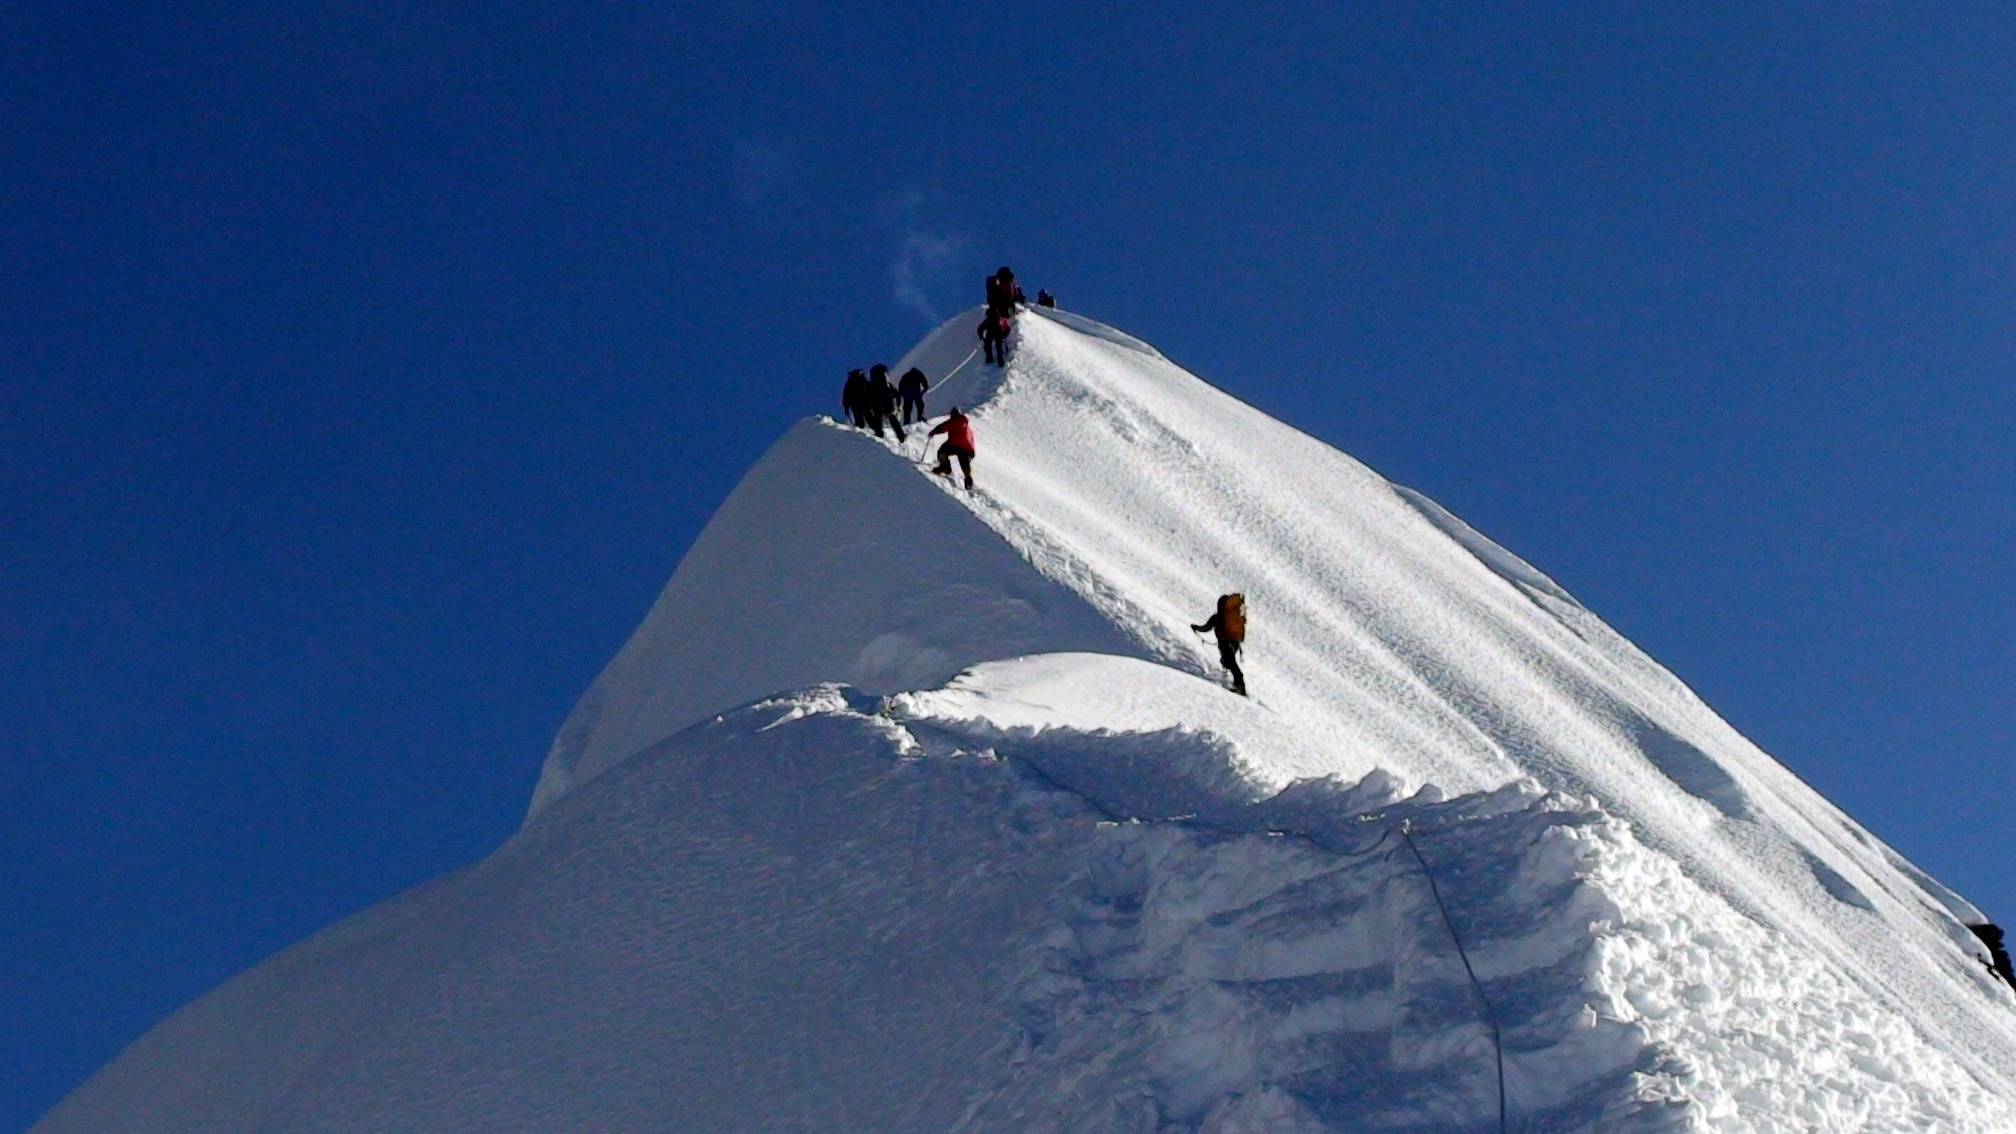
33,306,2016,1132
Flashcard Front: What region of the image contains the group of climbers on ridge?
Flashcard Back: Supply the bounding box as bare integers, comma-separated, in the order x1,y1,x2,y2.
837,365,974,490
837,357,970,489
834,265,1252,696
841,363,931,441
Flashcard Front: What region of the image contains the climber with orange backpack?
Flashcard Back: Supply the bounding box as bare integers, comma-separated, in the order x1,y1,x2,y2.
1192,594,1248,696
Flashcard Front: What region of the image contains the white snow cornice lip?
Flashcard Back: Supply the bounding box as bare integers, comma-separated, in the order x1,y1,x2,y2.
36,681,2016,1132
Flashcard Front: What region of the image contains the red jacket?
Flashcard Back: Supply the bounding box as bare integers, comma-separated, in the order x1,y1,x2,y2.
929,412,975,453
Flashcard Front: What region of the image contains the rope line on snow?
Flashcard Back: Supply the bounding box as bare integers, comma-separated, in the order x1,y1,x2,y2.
884,347,980,460
933,346,980,391
1399,819,1509,1134
972,751,1511,1131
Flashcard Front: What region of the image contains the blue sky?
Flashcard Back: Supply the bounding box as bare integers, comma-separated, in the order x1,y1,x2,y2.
5,2,2013,1127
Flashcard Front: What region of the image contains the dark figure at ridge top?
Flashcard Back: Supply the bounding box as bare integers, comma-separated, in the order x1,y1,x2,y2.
1192,594,1248,696
1036,289,1055,308
978,310,1012,366
841,368,871,429
985,266,1023,317
1970,923,2016,988
868,363,905,441
898,366,930,424
929,406,976,489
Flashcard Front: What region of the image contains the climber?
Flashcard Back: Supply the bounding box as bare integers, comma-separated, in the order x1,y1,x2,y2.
1970,923,2016,987
898,366,930,424
841,369,870,429
868,364,905,441
1191,594,1248,696
978,310,1012,366
929,406,976,489
985,266,1023,316
1036,289,1055,308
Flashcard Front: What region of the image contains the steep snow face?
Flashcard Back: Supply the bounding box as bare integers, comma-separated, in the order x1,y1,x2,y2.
525,410,1141,815
524,308,1127,815
927,309,2016,1089
533,306,2016,1098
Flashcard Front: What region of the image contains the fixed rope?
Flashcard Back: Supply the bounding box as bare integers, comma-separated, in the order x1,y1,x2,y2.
934,346,980,390
883,347,979,458
1399,819,1509,1134
975,747,1510,1130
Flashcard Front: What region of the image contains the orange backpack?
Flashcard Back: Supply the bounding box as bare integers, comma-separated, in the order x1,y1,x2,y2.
1219,594,1246,642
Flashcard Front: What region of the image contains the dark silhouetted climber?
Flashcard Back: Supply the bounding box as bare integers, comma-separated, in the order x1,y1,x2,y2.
898,366,929,424
929,406,976,489
1036,289,1055,308
869,363,905,441
842,369,871,428
861,365,886,435
1192,594,1248,696
1971,923,2016,987
985,266,1023,316
978,310,1012,365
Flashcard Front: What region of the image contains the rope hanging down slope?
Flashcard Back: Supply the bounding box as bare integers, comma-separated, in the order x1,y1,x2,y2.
998,747,1511,1132
1398,819,1509,1134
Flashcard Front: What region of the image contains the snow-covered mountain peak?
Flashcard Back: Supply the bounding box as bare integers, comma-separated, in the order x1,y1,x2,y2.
34,304,2016,1133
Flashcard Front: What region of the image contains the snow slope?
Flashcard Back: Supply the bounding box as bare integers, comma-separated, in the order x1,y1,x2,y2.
35,306,2016,1132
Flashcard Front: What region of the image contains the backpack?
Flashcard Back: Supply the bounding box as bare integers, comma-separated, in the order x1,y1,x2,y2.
1219,594,1246,642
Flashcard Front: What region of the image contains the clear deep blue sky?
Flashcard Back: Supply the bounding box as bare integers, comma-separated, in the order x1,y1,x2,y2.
5,2,2013,1126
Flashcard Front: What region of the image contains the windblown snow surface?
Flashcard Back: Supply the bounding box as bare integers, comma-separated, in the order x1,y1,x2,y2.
35,308,2016,1133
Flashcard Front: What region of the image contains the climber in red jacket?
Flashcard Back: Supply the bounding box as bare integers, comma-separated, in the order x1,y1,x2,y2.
929,407,976,489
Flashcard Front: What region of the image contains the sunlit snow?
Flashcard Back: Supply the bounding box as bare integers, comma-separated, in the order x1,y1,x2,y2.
35,307,2016,1133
